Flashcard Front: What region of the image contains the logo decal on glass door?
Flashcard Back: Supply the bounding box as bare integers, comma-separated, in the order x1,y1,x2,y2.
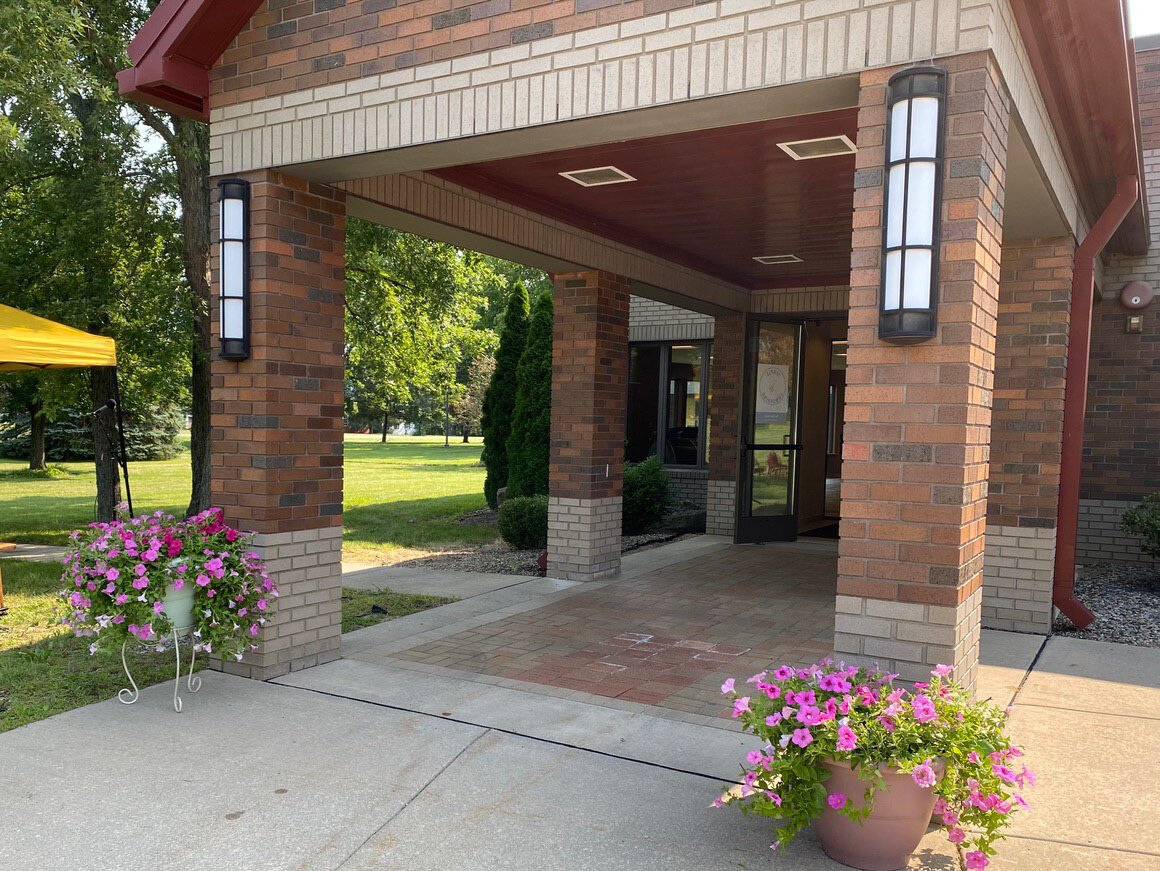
755,363,790,423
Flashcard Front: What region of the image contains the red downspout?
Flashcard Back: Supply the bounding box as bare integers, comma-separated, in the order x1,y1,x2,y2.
1053,175,1139,629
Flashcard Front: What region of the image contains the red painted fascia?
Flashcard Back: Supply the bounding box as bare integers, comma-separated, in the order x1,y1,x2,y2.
118,0,265,121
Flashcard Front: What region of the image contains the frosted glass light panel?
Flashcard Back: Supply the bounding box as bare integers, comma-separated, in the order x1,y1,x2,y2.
217,179,251,360
879,66,946,344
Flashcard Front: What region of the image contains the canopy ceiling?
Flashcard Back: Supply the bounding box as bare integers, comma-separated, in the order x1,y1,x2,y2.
0,304,117,371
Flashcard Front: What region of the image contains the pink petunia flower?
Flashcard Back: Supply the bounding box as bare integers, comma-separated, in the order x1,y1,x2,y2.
836,725,858,752
721,678,735,695
791,728,813,748
911,694,937,723
932,663,954,677
732,697,751,718
992,763,1017,783
911,759,938,788
964,851,989,869
827,793,847,810
947,827,966,844
773,665,795,681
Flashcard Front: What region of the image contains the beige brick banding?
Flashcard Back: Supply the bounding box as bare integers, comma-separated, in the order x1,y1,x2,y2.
706,479,737,538
629,296,715,342
981,525,1055,634
220,526,344,680
835,586,982,687
548,496,623,580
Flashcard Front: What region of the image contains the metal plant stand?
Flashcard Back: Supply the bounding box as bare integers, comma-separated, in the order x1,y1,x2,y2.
118,629,201,713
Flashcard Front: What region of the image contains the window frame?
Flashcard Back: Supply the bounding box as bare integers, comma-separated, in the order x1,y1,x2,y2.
626,339,712,470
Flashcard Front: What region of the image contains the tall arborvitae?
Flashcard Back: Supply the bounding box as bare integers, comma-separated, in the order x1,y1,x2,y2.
505,289,554,498
480,281,530,507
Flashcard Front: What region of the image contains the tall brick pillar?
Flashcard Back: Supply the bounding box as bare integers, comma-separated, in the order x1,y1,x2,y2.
548,271,630,580
211,170,345,679
707,313,744,538
835,54,1009,689
984,237,1074,633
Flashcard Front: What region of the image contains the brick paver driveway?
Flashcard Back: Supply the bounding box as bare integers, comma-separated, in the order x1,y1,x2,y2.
392,541,836,718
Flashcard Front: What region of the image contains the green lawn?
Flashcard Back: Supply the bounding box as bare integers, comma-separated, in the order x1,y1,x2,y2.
0,434,497,564
0,558,185,733
0,558,460,732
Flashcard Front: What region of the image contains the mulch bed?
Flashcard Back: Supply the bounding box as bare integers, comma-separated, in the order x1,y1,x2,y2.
1053,562,1160,648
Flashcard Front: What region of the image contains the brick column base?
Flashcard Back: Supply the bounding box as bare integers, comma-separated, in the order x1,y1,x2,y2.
706,480,738,537
981,527,1055,633
219,527,343,679
548,496,622,580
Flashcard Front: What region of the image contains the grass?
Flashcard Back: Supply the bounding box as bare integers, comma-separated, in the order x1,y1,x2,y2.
340,587,456,633
0,434,498,564
0,559,459,732
0,559,185,733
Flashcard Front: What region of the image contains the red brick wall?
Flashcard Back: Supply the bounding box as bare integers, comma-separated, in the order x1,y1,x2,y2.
210,170,346,534
1136,45,1160,152
211,0,659,108
708,313,743,482
1080,298,1160,501
987,237,1073,528
839,52,1008,611
550,270,629,501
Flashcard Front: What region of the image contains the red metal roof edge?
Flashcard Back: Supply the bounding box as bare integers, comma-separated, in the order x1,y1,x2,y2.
1008,0,1148,255
118,0,264,122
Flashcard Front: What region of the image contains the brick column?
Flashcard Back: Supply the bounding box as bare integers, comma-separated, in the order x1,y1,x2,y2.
707,313,744,537
835,54,1009,689
548,271,630,580
211,170,345,679
984,237,1074,633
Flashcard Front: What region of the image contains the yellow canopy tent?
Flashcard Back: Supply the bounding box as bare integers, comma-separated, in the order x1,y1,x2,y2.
0,303,117,370
0,304,125,617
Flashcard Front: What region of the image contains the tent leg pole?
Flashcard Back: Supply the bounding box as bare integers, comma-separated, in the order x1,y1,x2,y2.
112,368,134,518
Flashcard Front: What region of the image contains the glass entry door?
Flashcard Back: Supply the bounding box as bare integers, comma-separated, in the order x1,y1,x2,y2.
736,320,803,543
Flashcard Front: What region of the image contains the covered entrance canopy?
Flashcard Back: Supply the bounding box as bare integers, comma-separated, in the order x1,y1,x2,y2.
0,304,121,617
0,303,118,371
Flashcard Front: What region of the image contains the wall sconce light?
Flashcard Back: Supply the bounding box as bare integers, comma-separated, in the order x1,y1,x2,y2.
879,66,947,344
217,178,251,361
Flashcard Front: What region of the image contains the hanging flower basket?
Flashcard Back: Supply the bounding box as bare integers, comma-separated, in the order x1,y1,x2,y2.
59,506,278,710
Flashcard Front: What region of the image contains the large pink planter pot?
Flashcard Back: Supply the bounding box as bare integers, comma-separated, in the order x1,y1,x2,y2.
812,759,944,871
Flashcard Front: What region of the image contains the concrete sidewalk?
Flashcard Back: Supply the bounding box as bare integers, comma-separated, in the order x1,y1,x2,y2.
1,605,1157,869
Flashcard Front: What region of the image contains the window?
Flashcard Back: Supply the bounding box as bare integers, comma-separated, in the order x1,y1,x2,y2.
625,342,711,467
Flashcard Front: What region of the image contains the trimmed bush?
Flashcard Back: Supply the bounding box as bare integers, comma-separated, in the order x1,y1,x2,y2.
622,456,672,534
498,494,549,550
1121,493,1160,560
505,289,553,498
480,281,530,508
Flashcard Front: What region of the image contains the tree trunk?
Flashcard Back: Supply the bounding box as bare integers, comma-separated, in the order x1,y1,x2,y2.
174,117,212,519
28,401,46,471
381,411,389,442
91,366,122,521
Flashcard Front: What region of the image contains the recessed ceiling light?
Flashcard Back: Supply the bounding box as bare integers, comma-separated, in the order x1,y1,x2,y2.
776,135,857,161
559,166,637,187
753,254,803,265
